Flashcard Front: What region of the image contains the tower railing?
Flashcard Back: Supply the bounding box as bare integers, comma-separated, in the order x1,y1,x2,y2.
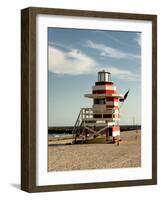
72,107,117,135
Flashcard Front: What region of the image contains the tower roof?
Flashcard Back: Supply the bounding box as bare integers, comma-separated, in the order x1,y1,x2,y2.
98,70,111,74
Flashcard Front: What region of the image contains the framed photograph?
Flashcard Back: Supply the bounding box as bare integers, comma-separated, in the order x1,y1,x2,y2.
21,7,157,192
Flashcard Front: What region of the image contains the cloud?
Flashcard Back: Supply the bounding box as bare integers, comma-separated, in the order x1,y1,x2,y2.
48,45,140,81
48,46,97,75
49,41,73,51
92,30,136,48
107,66,140,81
134,33,141,47
86,40,140,59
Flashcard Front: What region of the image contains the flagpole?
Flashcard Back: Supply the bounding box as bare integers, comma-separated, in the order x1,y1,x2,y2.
119,89,130,110
119,101,124,109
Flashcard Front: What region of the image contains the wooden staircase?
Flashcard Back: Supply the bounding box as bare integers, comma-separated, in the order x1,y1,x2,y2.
72,109,83,135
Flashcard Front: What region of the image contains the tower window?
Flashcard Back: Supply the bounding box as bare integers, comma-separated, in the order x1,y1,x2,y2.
94,98,105,104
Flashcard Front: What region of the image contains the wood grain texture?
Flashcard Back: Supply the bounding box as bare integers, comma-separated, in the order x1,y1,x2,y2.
21,8,36,192
152,15,157,185
21,7,157,192
21,8,30,192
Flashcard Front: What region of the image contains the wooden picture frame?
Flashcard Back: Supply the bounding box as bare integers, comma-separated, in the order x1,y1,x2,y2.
21,7,157,192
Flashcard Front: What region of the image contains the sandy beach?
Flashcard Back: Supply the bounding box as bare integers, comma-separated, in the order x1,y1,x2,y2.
48,130,141,171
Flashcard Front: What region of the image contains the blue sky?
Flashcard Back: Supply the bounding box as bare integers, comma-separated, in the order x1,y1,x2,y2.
48,28,141,126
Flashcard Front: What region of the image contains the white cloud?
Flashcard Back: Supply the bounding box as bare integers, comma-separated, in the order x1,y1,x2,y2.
48,46,97,75
48,45,140,81
49,41,73,51
134,33,141,47
107,66,140,81
86,40,140,59
92,30,136,48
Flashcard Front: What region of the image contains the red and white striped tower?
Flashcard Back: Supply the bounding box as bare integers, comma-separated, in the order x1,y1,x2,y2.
84,70,123,141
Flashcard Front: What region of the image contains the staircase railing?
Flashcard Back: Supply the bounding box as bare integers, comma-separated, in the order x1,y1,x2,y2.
72,109,83,135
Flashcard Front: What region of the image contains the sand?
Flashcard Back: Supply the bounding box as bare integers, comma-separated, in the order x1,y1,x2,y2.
48,130,141,171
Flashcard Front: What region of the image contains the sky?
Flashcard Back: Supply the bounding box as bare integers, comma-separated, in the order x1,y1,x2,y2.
48,28,141,127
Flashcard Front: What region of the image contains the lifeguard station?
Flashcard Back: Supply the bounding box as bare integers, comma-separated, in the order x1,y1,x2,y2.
72,70,123,143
